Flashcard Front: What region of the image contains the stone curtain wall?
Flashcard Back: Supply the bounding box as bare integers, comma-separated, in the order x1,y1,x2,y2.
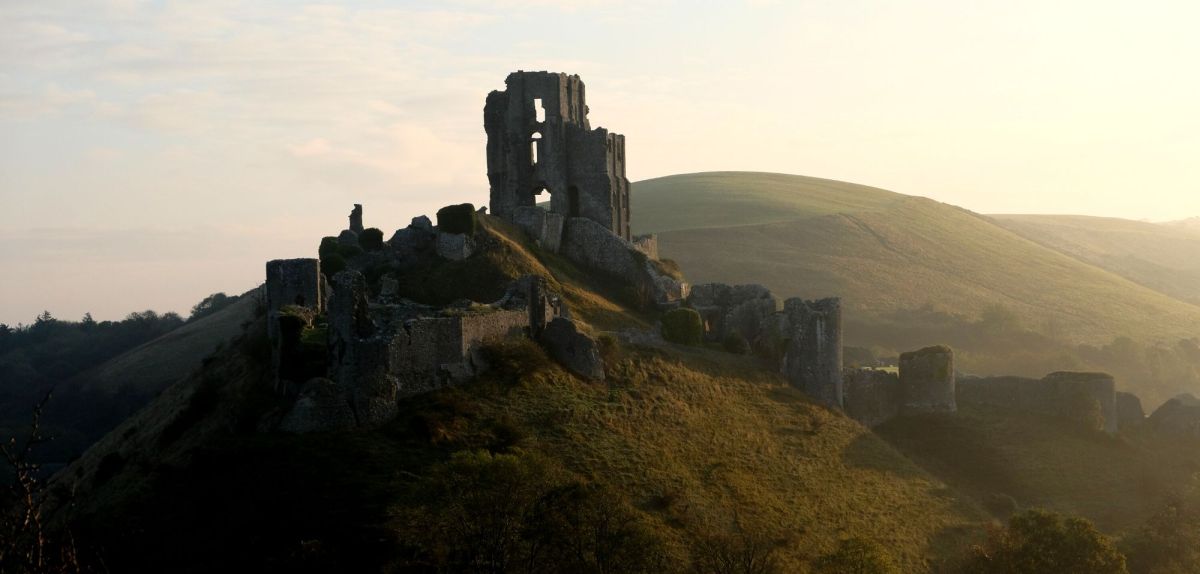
958,372,1119,434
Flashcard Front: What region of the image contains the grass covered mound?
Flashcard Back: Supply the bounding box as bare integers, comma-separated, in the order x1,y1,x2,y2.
58,336,985,573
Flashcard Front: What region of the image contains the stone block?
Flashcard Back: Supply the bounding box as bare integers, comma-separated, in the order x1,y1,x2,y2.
436,232,474,260
540,317,605,380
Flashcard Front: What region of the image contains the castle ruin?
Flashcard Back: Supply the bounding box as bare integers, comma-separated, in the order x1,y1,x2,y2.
485,71,631,241
261,71,1145,438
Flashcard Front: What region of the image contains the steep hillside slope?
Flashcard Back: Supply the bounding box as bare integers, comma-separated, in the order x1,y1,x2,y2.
638,173,1200,344
38,292,260,460
992,214,1200,307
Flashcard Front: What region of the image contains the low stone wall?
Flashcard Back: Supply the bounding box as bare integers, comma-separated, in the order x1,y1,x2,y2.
844,368,901,427
958,372,1118,433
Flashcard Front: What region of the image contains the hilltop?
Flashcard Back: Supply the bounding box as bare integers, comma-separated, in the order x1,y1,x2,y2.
49,213,986,573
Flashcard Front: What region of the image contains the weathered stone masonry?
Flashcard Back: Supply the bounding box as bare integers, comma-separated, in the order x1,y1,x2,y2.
485,71,631,241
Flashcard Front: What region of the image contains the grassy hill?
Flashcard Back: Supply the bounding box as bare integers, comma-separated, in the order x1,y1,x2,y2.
634,172,1200,344
634,172,1200,406
991,214,1200,307
49,214,987,573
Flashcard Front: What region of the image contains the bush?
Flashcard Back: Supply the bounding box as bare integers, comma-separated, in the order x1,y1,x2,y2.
661,308,704,346
963,509,1127,574
437,203,478,236
814,538,898,573
358,227,384,251
723,332,751,355
318,236,340,259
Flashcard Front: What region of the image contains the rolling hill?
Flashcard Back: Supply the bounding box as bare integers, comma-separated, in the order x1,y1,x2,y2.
991,214,1200,307
633,172,1200,406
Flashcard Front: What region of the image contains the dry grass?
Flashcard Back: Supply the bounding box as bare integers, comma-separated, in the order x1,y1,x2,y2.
457,341,986,571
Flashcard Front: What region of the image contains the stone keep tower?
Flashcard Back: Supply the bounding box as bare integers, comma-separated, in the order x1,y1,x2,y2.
782,298,844,408
485,71,632,240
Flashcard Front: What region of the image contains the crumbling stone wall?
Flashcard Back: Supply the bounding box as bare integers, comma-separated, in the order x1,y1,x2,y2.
781,298,843,408
1043,371,1118,434
899,346,956,415
843,368,901,427
388,309,528,398
687,283,778,348
958,372,1119,434
265,258,324,341
632,234,659,260
485,71,631,240
560,217,688,307
512,206,565,253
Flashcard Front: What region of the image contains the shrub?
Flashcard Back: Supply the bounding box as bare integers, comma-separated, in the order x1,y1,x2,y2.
723,332,751,355
813,538,899,574
437,203,478,236
318,236,339,259
358,227,384,251
661,308,704,346
964,509,1127,574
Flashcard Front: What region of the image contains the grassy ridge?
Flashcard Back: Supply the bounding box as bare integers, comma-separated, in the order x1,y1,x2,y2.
634,172,1200,345
992,214,1200,307
631,171,904,234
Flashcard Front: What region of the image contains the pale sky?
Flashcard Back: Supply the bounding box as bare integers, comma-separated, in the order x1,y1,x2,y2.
2,0,1199,325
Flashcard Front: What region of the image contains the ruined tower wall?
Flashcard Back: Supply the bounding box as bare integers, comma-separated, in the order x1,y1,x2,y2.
265,258,324,341
485,71,631,240
781,297,843,408
899,345,956,415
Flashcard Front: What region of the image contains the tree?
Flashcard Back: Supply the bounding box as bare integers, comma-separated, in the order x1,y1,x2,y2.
813,538,898,574
358,227,384,251
964,509,1127,574
189,293,239,322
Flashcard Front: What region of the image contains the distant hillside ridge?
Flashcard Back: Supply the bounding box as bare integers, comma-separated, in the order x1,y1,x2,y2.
991,213,1200,307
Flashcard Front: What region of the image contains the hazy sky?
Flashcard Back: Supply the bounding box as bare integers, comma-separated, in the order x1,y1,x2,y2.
2,0,1199,324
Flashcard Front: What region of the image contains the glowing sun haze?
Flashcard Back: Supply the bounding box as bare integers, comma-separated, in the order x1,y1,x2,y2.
2,0,1199,324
